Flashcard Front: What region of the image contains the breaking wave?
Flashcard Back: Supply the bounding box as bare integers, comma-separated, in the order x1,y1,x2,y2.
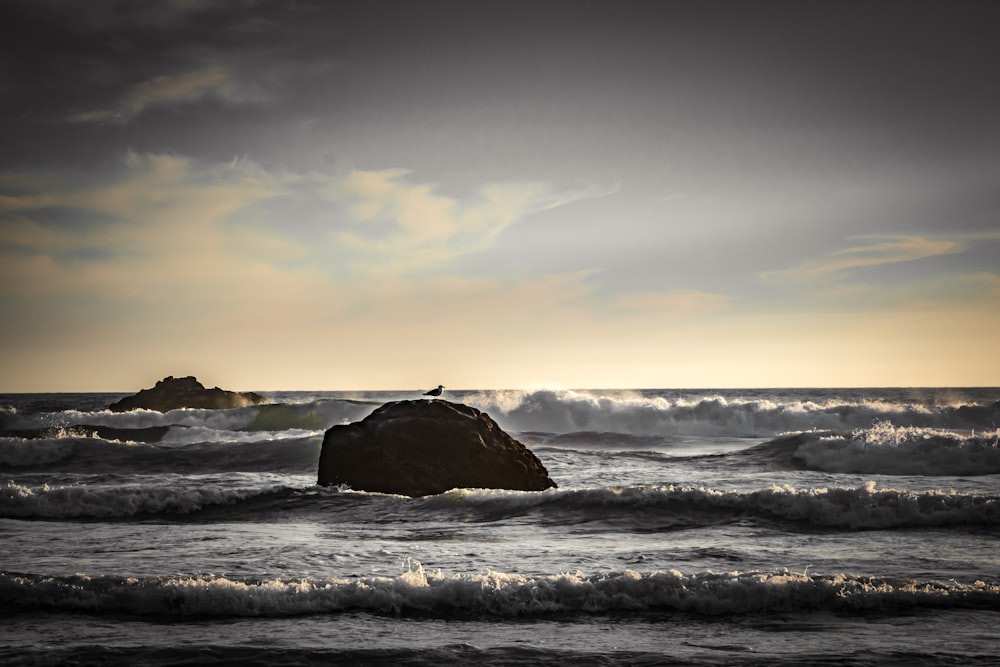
4,479,996,529
424,483,1000,530
753,421,1000,475
0,431,322,473
4,389,997,443
0,479,301,519
2,565,997,618
0,399,374,435
464,389,1000,438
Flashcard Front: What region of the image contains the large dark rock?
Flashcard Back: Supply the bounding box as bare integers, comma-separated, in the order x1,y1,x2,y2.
108,376,267,413
317,399,557,497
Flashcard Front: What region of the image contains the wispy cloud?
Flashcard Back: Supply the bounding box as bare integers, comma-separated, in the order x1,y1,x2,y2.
0,154,623,323
1,157,613,285
329,169,616,273
760,235,963,284
0,154,628,387
4,153,999,390
70,65,242,124
0,151,290,293
538,181,622,211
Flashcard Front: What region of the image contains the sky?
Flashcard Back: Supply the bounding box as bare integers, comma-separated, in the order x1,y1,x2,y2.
1,0,998,392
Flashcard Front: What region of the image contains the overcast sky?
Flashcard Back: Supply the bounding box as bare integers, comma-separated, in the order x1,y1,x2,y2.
1,0,998,391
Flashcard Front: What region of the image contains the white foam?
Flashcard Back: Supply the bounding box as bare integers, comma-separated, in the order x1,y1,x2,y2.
2,564,996,617
156,426,319,445
0,480,290,518
465,390,998,438
786,422,1000,475
6,391,996,441
420,483,1000,530
0,437,76,467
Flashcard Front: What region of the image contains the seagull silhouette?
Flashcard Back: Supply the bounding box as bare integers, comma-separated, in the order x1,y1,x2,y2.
423,384,444,397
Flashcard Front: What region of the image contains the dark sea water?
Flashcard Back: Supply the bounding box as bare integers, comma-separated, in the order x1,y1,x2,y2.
2,388,998,666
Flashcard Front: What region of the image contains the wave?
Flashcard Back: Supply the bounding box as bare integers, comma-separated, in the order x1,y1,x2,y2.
0,431,322,473
463,389,1000,438
0,437,77,467
0,424,170,443
3,390,997,443
2,565,997,618
423,483,1000,530
752,421,1000,475
0,478,303,519
5,477,995,530
0,399,375,435
0,646,742,667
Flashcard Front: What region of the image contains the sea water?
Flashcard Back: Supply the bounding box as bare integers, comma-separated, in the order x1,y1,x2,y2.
1,388,998,666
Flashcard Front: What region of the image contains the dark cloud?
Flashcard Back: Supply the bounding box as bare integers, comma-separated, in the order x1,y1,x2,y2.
2,1,999,390
4,0,998,173
0,0,997,200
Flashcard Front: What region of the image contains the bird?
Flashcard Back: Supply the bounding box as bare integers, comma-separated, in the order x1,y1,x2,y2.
423,384,444,397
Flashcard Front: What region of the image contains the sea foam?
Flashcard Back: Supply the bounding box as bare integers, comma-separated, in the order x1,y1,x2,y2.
5,390,996,441
465,389,1000,438
3,400,372,434
3,479,996,528
0,480,296,518
424,483,1000,530
0,437,77,467
1,566,997,618
756,422,1000,475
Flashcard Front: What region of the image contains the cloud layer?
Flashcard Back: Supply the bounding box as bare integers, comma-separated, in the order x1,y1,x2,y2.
1,1,998,389
761,236,963,284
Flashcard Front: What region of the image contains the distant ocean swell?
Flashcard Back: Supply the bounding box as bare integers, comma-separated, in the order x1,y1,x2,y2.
465,389,1000,437
0,399,374,434
2,566,997,618
4,481,996,529
3,417,997,480
3,389,997,439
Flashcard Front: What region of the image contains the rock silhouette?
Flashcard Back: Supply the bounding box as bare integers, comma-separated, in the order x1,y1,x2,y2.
317,399,556,497
108,376,267,413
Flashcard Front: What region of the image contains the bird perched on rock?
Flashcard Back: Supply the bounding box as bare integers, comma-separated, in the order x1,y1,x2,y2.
423,384,444,397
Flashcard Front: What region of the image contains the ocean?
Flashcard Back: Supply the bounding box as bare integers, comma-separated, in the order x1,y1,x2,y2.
1,387,998,666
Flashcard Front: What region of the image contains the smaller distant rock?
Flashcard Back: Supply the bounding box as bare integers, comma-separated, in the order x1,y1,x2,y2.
108,376,267,413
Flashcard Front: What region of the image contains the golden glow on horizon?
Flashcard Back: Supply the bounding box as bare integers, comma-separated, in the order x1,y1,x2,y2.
1,154,998,393
2,291,996,392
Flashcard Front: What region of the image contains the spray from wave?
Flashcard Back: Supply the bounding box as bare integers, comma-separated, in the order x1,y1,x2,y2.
464,389,1000,438
753,421,1000,475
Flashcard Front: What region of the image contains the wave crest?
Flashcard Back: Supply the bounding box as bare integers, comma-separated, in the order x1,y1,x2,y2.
4,479,995,528
755,422,1000,475
427,483,1000,530
0,437,76,467
2,566,996,618
465,389,1000,438
0,480,295,518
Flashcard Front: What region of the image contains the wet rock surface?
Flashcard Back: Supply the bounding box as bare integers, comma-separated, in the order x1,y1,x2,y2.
317,399,556,497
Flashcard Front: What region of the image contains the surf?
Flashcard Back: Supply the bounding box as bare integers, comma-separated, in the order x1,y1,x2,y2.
464,389,1000,438
751,421,1000,475
2,565,997,618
